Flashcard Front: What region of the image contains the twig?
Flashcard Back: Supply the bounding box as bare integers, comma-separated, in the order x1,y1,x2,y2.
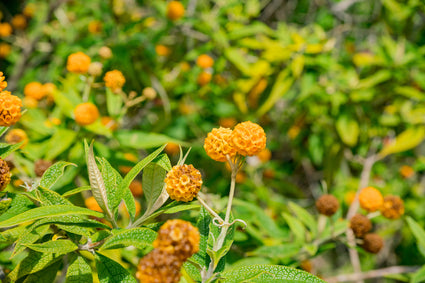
8,0,70,91
325,266,420,283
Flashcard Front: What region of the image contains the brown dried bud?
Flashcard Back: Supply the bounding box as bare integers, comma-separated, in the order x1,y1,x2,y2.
153,219,200,261
136,248,182,283
381,195,404,219
316,194,339,216
362,233,384,254
34,160,53,177
0,158,11,191
350,214,372,238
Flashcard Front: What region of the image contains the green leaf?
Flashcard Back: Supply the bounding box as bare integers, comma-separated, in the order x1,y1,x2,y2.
38,187,72,206
97,157,122,214
282,213,306,243
106,87,123,116
0,194,35,223
143,162,167,211
406,217,425,255
22,260,61,283
62,186,91,197
356,70,392,89
26,239,78,253
248,243,302,262
379,127,425,158
288,202,317,237
336,114,359,147
100,227,156,250
84,141,114,221
0,126,8,137
257,69,293,116
6,250,64,282
122,188,137,222
116,130,187,149
412,265,425,283
95,252,137,283
219,265,326,283
39,161,77,190
66,255,93,283
0,142,23,158
44,129,77,160
0,204,103,228
13,222,51,257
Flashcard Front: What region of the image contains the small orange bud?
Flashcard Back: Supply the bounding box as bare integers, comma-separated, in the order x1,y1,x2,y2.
219,117,237,128
155,45,171,56
381,195,404,219
196,54,214,69
85,196,102,212
359,187,384,212
101,116,118,131
74,102,99,126
165,143,180,156
104,70,125,92
400,165,414,179
257,148,271,162
129,180,143,198
67,52,91,74
166,1,185,21
11,14,26,30
0,23,12,37
24,82,46,100
197,72,212,86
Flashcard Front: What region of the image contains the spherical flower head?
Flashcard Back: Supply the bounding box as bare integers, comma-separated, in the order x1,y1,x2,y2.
153,219,200,261
99,46,112,59
136,248,182,283
0,72,7,91
165,142,180,155
142,87,157,100
11,15,27,30
74,102,99,126
166,1,185,21
362,233,384,254
67,52,91,74
350,214,372,238
23,3,36,18
257,148,271,163
34,160,52,177
381,195,404,219
230,121,267,156
88,62,103,77
196,54,214,69
0,23,12,37
104,70,125,92
85,196,102,212
0,157,11,191
197,71,212,86
43,83,56,97
5,129,28,148
129,180,143,198
400,165,414,179
165,164,202,202
359,187,384,212
155,45,171,56
219,117,237,128
24,82,46,100
204,127,237,162
88,20,102,34
316,194,339,216
0,43,11,59
0,91,22,127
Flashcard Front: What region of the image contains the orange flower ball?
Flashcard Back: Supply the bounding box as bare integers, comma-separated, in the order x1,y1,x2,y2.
74,102,99,126
230,121,267,156
166,1,185,21
67,52,91,74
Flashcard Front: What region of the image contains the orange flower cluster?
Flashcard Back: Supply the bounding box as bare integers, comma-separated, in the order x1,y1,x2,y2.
381,195,404,219
74,102,99,126
358,187,383,212
137,220,199,283
0,157,11,191
0,23,12,37
166,1,185,21
204,121,267,162
196,54,214,69
24,82,47,100
0,73,22,127
165,164,202,202
67,52,91,74
104,70,125,91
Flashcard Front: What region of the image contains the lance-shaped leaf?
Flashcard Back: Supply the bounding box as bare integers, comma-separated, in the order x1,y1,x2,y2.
39,161,77,190
95,253,137,283
26,239,78,254
84,140,114,221
97,157,122,216
0,205,103,228
21,260,62,283
13,222,51,257
218,264,326,283
0,142,23,158
66,255,93,283
100,227,156,250
62,186,91,197
378,126,425,158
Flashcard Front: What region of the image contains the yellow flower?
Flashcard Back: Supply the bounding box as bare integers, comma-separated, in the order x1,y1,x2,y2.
67,52,91,74
0,91,22,127
165,164,202,202
155,45,171,56
74,102,99,126
204,127,237,162
0,72,7,91
230,121,266,156
0,43,11,58
11,14,27,30
24,82,46,100
0,22,12,37
196,54,214,69
166,1,185,21
104,70,125,91
359,187,384,212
